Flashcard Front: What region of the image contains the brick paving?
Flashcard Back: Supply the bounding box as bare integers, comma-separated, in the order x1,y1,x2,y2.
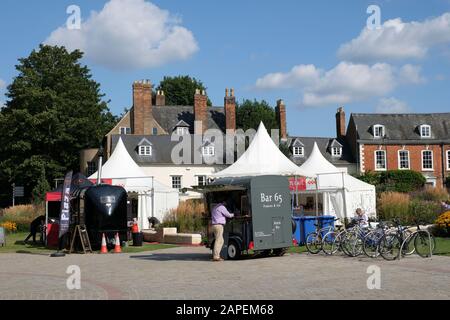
0,246,449,300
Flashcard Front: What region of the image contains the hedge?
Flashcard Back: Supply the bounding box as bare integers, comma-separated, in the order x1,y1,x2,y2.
358,170,426,193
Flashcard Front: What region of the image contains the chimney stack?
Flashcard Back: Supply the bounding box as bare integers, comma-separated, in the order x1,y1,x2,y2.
194,89,208,134
131,80,152,135
336,107,346,139
155,90,166,106
224,88,236,132
276,99,287,140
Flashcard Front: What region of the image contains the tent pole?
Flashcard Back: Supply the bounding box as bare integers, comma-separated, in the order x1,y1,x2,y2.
341,172,348,221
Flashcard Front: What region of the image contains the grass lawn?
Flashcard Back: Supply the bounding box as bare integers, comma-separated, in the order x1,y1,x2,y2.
0,232,177,255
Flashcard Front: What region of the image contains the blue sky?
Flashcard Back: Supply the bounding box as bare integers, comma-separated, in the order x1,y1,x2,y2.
1,0,450,137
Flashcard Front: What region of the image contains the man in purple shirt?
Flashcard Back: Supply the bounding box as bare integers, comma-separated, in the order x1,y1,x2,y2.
211,198,234,261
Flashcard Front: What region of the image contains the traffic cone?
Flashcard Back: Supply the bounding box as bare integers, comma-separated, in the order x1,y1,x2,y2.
100,233,108,254
113,233,122,253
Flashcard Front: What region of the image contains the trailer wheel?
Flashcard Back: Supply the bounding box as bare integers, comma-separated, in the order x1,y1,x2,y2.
273,248,288,257
227,240,241,260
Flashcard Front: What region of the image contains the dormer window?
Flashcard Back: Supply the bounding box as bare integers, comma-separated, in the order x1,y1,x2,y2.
373,125,385,138
137,138,152,156
293,146,304,157
420,125,431,138
332,147,342,157
202,146,215,156
176,127,189,136
138,145,152,156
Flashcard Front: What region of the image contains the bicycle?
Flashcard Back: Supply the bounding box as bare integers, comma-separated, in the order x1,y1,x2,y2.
363,221,389,258
305,218,339,254
379,219,416,261
400,221,436,259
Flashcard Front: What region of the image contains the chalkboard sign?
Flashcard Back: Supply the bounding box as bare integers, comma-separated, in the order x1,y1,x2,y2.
69,225,92,254
0,227,5,246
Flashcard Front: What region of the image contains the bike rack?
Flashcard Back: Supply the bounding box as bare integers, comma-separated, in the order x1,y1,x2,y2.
398,229,433,260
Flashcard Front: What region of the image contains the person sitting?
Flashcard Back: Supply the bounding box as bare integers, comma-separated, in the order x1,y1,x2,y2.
355,208,369,228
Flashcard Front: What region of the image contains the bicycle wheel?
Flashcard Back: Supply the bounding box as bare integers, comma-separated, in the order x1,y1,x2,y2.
363,231,382,258
348,233,364,257
322,231,338,255
306,232,322,254
401,229,415,256
379,233,401,261
414,231,436,258
331,231,345,255
341,232,358,257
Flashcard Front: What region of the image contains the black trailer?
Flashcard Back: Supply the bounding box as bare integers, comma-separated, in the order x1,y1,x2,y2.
191,175,293,260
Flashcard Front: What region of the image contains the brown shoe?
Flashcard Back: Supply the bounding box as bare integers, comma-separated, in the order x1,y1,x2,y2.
212,257,224,262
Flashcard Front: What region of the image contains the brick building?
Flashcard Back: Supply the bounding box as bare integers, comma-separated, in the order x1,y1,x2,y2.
344,112,450,187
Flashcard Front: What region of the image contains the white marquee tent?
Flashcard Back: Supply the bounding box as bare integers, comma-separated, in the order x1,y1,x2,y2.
212,122,310,178
298,143,376,220
89,137,179,230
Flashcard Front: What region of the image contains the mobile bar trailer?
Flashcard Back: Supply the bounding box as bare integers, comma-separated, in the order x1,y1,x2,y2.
185,175,294,260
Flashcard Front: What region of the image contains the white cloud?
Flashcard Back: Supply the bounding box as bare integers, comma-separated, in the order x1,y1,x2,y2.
375,97,411,113
0,79,5,89
45,0,198,70
255,64,320,89
398,64,426,84
338,13,450,63
255,62,422,107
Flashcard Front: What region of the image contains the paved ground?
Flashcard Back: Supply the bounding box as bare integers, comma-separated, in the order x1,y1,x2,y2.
0,246,449,300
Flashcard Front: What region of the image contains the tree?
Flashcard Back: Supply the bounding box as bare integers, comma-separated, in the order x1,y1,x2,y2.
236,99,279,131
0,45,117,204
156,75,212,106
31,168,51,205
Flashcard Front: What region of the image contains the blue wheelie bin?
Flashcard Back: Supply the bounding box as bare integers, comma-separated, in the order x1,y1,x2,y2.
300,216,319,245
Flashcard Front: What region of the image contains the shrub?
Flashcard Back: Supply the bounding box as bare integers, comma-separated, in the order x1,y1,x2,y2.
408,200,441,225
411,186,449,202
378,192,410,222
161,200,206,234
377,192,441,225
434,211,450,237
358,170,426,193
0,204,44,232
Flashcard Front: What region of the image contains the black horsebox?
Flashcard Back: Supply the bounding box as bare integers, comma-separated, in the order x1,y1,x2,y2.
185,175,294,260
47,173,130,250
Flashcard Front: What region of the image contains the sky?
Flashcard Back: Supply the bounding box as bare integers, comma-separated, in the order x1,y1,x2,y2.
1,0,450,137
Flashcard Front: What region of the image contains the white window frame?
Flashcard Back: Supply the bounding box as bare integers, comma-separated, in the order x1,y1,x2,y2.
331,147,342,157
176,127,189,136
420,125,431,138
197,175,207,186
202,146,215,156
120,127,131,135
138,145,152,156
171,176,182,190
373,125,385,139
447,150,450,171
374,150,387,171
421,150,434,171
398,150,410,170
293,146,304,157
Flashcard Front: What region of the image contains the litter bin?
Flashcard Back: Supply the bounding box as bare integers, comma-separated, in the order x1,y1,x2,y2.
300,216,319,244
132,232,143,247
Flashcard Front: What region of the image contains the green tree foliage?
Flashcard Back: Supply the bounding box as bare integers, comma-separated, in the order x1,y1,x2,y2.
236,99,279,131
31,169,51,205
156,75,212,106
0,45,117,203
358,170,426,193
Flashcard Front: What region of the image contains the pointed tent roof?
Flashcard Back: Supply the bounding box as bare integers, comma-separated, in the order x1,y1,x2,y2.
298,142,345,175
89,137,146,179
212,122,309,178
